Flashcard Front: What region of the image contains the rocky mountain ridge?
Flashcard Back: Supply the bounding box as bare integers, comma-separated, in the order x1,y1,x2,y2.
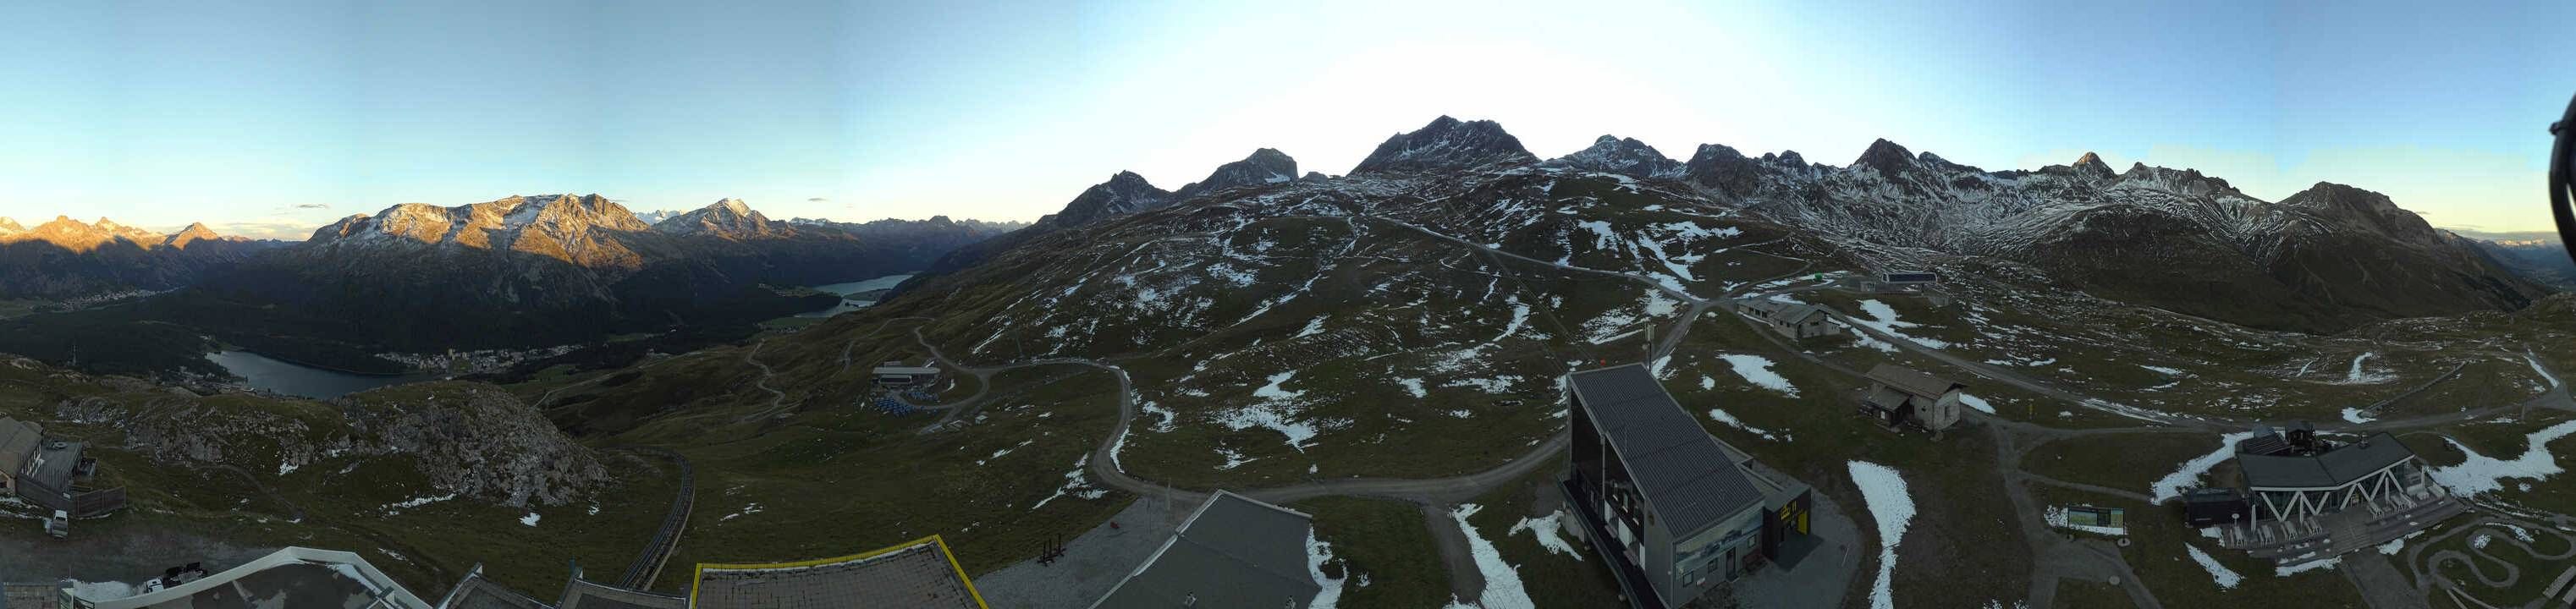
906,115,2538,334
0,217,280,299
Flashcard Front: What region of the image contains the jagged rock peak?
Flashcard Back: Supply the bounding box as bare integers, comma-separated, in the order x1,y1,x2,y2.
1299,171,1329,183
1682,143,1771,196
1175,148,1301,200
654,197,779,238
163,222,223,248
0,217,19,233
1852,138,1917,175
1544,134,1683,178
1351,115,1536,174
1035,171,1175,230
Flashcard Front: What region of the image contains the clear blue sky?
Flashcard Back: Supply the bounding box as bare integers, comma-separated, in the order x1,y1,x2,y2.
3,0,2570,239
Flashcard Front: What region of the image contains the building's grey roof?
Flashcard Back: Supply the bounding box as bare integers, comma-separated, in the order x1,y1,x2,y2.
0,417,41,478
1742,300,1826,326
2239,432,2419,490
23,440,81,490
1861,386,1910,411
872,366,940,376
1866,364,1961,400
435,567,553,609
1567,364,1766,539
691,537,981,609
553,578,681,609
80,546,432,609
5,582,63,609
1091,490,1320,609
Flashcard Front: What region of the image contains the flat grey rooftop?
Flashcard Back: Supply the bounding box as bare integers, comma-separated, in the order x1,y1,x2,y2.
434,569,552,609
554,578,680,609
2238,432,2418,490
1090,491,1318,609
25,440,82,490
1570,364,1764,539
691,540,980,609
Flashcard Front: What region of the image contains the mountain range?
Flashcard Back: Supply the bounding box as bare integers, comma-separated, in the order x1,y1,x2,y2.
0,196,1022,377
0,216,283,299
898,116,2542,335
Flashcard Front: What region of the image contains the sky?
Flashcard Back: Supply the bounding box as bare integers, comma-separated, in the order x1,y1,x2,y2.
2,0,2571,240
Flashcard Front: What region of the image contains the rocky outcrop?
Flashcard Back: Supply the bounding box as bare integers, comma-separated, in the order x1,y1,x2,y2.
61,381,605,508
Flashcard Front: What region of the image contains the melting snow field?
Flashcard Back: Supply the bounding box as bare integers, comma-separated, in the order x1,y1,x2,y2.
2184,544,2243,590
1848,461,1915,609
1446,503,1536,609
2152,431,2257,502
1509,512,1581,557
2427,419,2576,496
1852,300,1950,349
2340,408,2377,425
1719,354,1799,396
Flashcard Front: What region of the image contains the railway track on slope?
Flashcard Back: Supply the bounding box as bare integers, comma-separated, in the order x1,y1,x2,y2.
616,447,695,590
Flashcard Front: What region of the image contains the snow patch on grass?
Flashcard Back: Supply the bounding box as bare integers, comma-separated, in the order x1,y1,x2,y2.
1396,378,1428,398
2340,408,2376,425
1308,529,1346,609
1959,393,1994,414
2338,352,2394,384
2152,431,2256,502
2427,419,2576,496
1509,512,1581,557
2274,556,2340,576
1297,316,1329,338
1848,460,1914,609
2184,544,2242,590
1447,503,1535,609
520,512,541,527
1852,300,1949,349
1718,354,1797,396
1709,408,1781,442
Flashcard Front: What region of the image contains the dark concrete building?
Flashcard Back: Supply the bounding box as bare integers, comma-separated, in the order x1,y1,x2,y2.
1560,364,1814,608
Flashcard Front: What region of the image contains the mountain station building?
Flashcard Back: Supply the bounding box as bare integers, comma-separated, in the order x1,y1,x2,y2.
0,415,124,518
1739,299,1840,340
1858,365,1966,432
2205,424,2463,567
1560,364,1817,608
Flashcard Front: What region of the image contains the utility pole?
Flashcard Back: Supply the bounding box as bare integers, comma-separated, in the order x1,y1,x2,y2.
1643,326,1654,364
